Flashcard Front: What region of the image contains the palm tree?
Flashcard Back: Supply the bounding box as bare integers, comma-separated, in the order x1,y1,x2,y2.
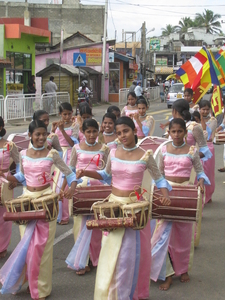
194,9,222,34
176,17,195,33
161,24,176,36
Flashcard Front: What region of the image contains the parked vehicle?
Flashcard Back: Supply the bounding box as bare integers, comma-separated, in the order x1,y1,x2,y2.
166,83,184,108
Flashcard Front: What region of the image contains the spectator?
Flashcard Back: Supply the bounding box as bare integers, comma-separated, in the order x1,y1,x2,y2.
45,76,58,94
134,81,143,98
129,80,137,93
27,75,36,94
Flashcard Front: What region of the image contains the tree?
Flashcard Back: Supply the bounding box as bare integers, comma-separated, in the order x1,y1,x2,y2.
161,24,176,36
175,17,195,34
194,9,222,34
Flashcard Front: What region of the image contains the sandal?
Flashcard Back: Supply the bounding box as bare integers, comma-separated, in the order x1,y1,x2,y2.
76,266,91,276
218,168,225,172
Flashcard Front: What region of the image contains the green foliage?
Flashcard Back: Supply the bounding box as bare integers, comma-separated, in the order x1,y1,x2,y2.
194,9,222,34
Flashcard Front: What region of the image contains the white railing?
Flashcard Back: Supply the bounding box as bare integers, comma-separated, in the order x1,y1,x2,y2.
40,92,70,115
119,88,129,106
4,94,41,123
146,86,160,102
0,95,4,119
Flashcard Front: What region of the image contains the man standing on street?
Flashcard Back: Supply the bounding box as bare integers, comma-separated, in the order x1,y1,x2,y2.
45,76,58,113
134,81,143,98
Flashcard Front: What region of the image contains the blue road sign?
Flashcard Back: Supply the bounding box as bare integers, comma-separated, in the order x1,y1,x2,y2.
73,53,86,66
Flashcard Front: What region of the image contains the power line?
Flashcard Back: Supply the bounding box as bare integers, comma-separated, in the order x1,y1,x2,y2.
108,0,116,33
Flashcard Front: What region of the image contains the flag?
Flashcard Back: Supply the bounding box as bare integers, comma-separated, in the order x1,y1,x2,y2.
215,49,225,85
176,46,220,104
208,49,225,87
211,85,224,117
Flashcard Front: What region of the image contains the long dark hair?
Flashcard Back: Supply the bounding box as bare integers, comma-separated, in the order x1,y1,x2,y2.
82,118,99,132
0,117,6,137
115,116,138,144
33,110,48,121
58,102,73,113
169,118,186,131
172,99,191,122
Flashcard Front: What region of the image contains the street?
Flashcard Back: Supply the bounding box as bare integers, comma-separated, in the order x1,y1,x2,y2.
1,99,225,300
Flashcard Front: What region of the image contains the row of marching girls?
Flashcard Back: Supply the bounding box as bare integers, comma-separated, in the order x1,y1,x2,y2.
0,117,78,300
150,99,211,291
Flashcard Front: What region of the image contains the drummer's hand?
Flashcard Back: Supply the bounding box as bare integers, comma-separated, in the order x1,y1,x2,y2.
160,123,166,130
76,169,85,179
129,113,134,120
71,116,77,123
51,121,58,133
216,126,222,132
47,145,52,150
8,181,17,190
160,197,171,206
133,113,139,121
59,190,64,200
197,178,204,194
58,120,64,131
64,187,75,199
0,171,6,178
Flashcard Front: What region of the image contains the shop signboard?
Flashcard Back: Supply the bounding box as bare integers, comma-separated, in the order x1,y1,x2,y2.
149,39,160,51
80,48,102,66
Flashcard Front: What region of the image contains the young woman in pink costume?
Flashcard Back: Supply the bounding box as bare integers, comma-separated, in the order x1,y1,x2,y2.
76,116,171,300
0,117,20,259
151,118,210,291
62,118,110,275
0,120,76,300
107,105,121,119
121,92,139,117
33,110,62,157
100,112,119,150
132,97,155,140
199,100,217,204
51,102,79,224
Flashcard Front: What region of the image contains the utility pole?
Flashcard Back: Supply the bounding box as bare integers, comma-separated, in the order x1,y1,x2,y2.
141,22,146,88
101,0,108,102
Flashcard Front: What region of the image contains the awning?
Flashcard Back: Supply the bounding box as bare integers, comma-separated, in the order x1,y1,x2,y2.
0,58,12,69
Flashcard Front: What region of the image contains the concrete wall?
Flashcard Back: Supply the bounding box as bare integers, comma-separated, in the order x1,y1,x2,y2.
0,1,104,45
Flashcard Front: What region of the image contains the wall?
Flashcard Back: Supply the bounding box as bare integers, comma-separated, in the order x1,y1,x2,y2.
35,44,110,101
0,1,104,45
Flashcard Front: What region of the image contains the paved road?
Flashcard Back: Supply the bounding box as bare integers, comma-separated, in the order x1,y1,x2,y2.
1,100,224,300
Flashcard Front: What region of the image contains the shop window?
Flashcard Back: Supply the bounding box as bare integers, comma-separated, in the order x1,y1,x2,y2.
109,62,120,94
6,52,32,93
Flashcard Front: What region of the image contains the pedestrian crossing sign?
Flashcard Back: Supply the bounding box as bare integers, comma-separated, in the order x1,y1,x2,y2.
73,53,86,66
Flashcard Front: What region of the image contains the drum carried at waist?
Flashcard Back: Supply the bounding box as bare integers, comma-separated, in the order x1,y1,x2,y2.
86,199,150,231
150,185,201,222
3,192,60,224
72,185,112,215
214,132,225,144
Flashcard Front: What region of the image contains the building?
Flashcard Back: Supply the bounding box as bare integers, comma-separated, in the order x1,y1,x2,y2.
0,0,104,45
0,23,50,96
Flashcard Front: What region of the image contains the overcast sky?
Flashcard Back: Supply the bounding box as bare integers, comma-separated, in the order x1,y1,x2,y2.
1,0,225,42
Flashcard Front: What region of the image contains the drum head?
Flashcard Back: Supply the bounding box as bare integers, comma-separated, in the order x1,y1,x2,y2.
32,192,59,203
138,136,168,153
7,133,30,152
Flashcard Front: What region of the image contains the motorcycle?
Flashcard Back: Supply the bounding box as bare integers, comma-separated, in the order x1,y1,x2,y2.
76,89,93,115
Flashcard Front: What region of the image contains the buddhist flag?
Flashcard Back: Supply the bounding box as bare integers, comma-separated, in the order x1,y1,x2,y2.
211,85,224,117
208,49,225,87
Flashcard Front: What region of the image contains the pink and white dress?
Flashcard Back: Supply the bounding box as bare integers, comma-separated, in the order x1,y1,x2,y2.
66,144,110,271
0,149,76,299
151,145,210,282
121,105,139,117
0,141,19,255
54,123,79,223
93,149,171,300
134,115,155,138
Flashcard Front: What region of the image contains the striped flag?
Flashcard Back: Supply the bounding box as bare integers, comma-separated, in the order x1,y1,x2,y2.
208,49,225,87
211,85,224,117
215,48,225,85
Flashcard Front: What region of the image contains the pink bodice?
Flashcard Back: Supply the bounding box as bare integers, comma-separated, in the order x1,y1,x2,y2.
134,119,148,137
21,150,53,187
161,145,193,177
55,127,73,147
123,106,139,117
0,149,11,170
78,130,85,143
75,144,105,171
110,149,146,190
186,131,196,146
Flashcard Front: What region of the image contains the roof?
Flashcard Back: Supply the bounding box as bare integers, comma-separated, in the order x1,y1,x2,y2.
0,58,12,68
36,63,102,77
51,31,94,50
36,40,116,56
4,24,51,42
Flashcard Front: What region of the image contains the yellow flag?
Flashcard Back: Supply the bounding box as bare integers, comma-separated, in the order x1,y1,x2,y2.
211,85,223,117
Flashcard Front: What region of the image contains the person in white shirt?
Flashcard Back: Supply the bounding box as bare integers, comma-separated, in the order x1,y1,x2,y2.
134,81,143,98
44,76,58,113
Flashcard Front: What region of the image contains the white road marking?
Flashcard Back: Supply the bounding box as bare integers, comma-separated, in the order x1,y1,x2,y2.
53,228,73,245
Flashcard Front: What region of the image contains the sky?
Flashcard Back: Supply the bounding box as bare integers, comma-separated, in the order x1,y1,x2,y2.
1,0,225,42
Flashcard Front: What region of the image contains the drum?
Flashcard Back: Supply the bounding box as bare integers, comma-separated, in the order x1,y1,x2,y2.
3,210,47,223
122,201,150,230
31,193,59,221
73,186,112,215
150,185,201,222
138,136,168,153
5,197,31,225
92,202,122,220
215,132,225,144
7,133,30,151
86,217,135,230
